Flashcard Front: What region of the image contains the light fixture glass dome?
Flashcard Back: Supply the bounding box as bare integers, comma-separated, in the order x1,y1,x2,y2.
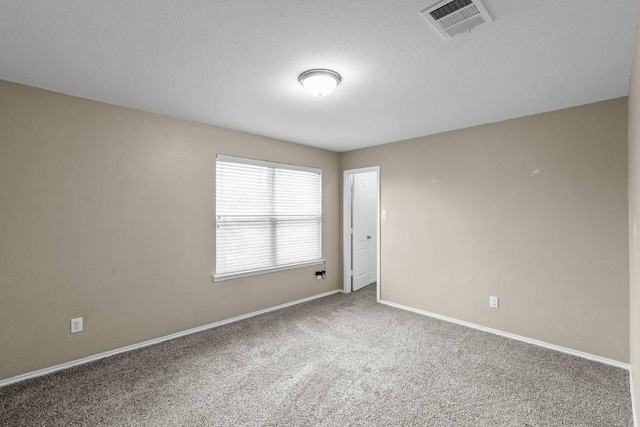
298,69,342,97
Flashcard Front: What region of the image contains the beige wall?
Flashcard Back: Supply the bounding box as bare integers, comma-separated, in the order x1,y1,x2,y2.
0,80,341,380
341,98,630,362
628,2,640,417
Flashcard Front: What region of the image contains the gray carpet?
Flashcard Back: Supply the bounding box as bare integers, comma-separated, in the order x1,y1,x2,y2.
0,284,633,426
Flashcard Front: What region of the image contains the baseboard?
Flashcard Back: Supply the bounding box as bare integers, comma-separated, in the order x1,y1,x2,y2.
379,299,630,370
0,289,342,388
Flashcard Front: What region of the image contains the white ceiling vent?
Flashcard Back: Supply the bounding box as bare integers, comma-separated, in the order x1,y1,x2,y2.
421,0,492,40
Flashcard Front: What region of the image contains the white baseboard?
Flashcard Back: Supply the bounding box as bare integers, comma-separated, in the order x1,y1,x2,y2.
379,299,630,370
0,289,342,388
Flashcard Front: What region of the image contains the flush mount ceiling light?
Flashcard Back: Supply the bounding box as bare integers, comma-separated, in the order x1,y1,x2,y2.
298,69,342,97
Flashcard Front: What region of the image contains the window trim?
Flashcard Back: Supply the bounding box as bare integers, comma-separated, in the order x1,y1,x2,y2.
216,155,321,175
213,155,323,282
213,258,325,282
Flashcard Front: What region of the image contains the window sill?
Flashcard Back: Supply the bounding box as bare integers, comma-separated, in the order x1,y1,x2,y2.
213,259,325,282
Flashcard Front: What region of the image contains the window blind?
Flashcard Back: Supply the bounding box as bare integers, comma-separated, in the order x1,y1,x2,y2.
215,155,322,280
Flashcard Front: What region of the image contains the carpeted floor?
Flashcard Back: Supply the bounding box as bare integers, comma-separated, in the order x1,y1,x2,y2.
0,284,633,426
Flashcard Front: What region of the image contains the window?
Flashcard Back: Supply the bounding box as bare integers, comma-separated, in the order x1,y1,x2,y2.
214,155,322,281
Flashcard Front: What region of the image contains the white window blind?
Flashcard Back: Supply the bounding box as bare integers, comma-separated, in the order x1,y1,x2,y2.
215,155,322,280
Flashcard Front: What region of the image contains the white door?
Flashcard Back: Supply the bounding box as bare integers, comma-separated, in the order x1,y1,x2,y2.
352,173,372,291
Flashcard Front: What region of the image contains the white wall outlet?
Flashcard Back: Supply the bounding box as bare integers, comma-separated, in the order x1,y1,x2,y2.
489,296,499,309
71,317,83,333
382,210,388,219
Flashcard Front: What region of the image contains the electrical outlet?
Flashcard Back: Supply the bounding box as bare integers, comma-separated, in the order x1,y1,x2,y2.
489,296,499,309
71,317,83,333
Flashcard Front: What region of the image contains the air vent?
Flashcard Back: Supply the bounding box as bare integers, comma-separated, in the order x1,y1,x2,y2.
421,0,492,40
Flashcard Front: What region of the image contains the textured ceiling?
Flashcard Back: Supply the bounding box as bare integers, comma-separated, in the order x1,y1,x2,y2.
0,0,638,152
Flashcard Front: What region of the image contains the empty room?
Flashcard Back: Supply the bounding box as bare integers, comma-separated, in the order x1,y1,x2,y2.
2,0,640,426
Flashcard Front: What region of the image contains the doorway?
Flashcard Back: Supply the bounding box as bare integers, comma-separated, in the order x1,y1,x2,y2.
343,166,380,302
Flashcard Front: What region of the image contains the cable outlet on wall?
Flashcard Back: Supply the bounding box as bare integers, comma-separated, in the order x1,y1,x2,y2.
71,317,83,333
489,296,499,309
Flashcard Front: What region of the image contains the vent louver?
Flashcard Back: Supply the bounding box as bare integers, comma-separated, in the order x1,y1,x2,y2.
421,0,492,40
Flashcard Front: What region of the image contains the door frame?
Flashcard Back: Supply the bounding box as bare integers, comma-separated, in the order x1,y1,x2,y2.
343,166,381,302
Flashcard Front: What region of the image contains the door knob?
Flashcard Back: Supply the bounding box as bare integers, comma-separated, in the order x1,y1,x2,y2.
367,235,372,239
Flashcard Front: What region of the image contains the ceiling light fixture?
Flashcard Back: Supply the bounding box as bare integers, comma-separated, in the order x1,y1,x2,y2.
298,69,342,97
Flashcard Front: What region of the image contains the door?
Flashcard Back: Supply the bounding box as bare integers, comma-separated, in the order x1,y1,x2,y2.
343,166,380,298
352,173,372,291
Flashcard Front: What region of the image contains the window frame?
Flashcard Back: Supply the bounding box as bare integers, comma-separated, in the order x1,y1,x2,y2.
213,155,323,282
